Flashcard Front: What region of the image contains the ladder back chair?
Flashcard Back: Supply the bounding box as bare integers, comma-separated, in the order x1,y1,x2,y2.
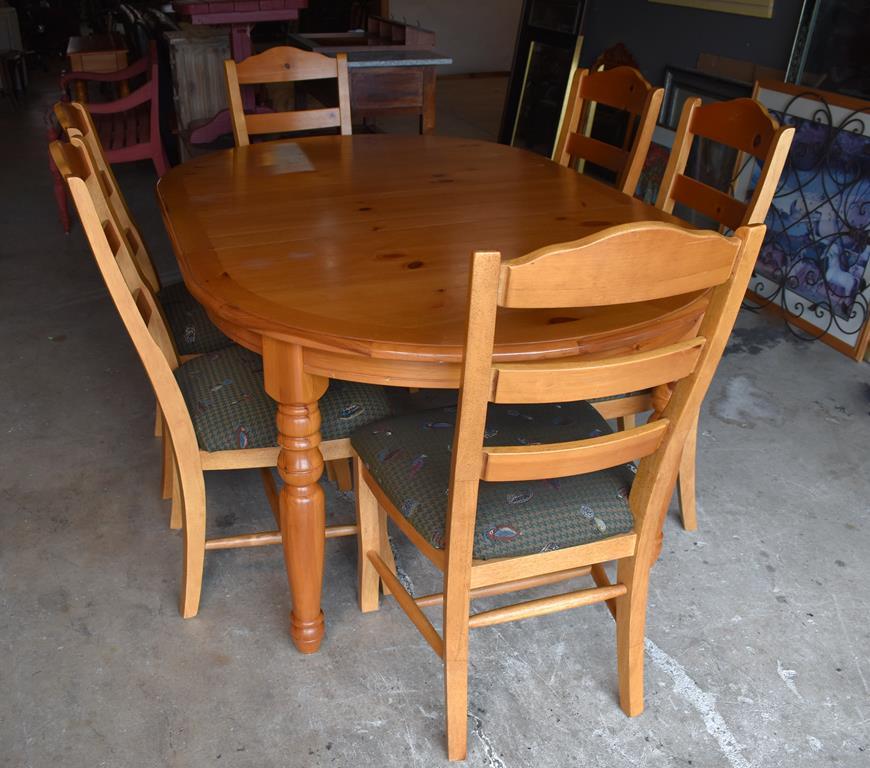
553,66,664,195
50,137,396,618
654,96,794,530
224,47,352,147
352,221,766,760
55,99,360,495
55,98,236,504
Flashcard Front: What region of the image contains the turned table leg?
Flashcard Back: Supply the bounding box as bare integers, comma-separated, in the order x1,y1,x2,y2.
263,338,329,653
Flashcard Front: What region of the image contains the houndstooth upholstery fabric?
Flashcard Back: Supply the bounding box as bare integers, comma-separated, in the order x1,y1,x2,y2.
175,346,394,452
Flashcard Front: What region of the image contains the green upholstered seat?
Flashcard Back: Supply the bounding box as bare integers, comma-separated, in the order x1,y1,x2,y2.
175,346,394,453
351,402,636,560
158,281,233,356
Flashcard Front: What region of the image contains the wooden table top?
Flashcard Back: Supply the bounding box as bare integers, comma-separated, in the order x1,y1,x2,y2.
157,134,703,369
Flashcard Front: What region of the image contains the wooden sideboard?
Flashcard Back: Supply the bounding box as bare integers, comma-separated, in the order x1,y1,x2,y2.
290,17,451,134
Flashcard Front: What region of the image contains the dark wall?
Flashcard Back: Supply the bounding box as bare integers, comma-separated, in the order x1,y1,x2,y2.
579,0,803,85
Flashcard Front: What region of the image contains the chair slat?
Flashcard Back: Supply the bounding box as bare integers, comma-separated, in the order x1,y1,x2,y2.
480,419,668,482
565,133,628,173
491,338,705,404
498,222,740,308
579,66,652,115
671,174,747,232
235,46,341,84
245,107,341,135
469,532,638,589
690,97,779,159
467,582,627,629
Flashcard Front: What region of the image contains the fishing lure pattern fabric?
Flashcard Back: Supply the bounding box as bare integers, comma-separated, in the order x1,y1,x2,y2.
158,281,233,356
175,346,394,452
352,401,636,560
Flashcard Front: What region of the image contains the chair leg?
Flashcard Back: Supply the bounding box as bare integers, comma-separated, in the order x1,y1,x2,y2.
678,412,699,531
161,426,174,501
443,613,471,760
616,413,636,431
154,401,163,437
355,458,381,613
178,465,206,618
333,458,353,492
378,504,397,596
615,558,649,717
169,465,183,530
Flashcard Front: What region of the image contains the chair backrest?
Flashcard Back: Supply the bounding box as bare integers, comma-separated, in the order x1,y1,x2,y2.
49,137,200,472
224,47,352,147
49,137,177,369
54,100,160,293
553,66,664,195
655,97,795,231
445,221,765,570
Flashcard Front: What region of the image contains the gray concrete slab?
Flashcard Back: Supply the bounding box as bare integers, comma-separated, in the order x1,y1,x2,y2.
1,72,867,768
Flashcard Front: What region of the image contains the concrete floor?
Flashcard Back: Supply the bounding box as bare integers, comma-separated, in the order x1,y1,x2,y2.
1,73,868,768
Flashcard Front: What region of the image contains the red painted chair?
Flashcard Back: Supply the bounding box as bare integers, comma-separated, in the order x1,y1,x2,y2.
50,41,168,233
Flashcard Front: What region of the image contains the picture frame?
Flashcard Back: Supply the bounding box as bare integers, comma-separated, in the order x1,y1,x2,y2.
649,0,774,18
509,35,584,157
499,0,588,150
659,66,752,130
528,0,585,35
733,80,870,361
785,0,869,100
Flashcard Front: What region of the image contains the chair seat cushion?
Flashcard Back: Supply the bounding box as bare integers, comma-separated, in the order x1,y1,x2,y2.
158,281,233,356
351,402,636,560
175,346,394,453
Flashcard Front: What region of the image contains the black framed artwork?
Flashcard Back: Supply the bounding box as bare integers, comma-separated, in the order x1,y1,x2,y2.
785,0,870,100
499,0,587,155
528,0,585,34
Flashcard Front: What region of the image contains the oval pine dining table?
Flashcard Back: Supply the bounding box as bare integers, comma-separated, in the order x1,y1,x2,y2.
157,134,702,653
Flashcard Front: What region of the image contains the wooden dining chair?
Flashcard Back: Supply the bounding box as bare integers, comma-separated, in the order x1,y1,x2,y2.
654,96,794,531
59,41,169,177
224,47,352,147
351,221,765,760
50,136,397,618
552,66,664,195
